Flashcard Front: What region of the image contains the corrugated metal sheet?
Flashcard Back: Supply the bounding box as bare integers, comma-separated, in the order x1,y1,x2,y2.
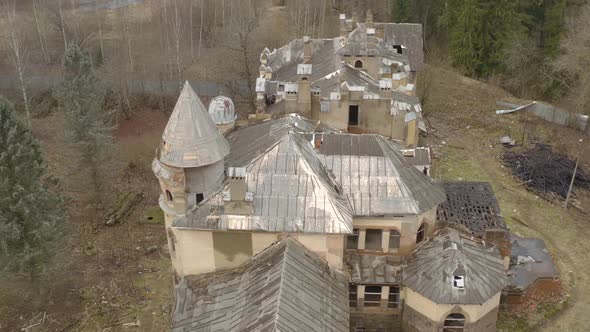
403,228,509,305
172,238,349,332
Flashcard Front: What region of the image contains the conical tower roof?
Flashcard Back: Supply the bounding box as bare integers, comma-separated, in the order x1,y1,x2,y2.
158,82,230,168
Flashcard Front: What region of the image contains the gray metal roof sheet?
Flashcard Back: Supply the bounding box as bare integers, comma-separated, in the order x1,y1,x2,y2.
176,131,353,234
403,228,509,304
509,234,559,291
374,23,424,70
306,133,445,216
158,82,230,168
172,237,349,332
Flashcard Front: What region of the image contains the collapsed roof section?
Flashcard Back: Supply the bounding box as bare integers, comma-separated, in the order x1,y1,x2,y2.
172,237,349,331
437,182,507,236
403,228,510,305
158,82,230,168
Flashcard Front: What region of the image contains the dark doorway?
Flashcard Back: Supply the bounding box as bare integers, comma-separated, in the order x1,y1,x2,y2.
416,223,426,243
354,59,363,68
393,45,403,54
196,193,204,203
349,105,359,126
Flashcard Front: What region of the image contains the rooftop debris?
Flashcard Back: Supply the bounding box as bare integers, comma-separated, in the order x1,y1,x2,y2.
500,144,590,199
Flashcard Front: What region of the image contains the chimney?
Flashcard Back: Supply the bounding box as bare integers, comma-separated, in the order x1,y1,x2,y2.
228,167,247,201
351,12,358,30
312,133,323,149
366,9,374,28
339,13,347,37
303,36,312,64
259,64,267,78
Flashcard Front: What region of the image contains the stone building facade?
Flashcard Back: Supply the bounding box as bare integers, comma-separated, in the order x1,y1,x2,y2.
257,11,425,147
153,82,510,331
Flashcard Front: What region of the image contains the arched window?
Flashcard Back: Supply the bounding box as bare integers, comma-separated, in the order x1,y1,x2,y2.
354,60,363,68
416,223,426,244
166,190,173,202
443,313,465,331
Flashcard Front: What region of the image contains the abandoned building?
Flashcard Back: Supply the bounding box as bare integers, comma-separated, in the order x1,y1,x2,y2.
256,11,425,147
152,82,520,331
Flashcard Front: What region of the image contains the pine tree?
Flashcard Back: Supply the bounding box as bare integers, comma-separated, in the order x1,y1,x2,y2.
449,0,482,76
391,0,415,23
0,96,66,284
53,45,117,219
543,0,567,58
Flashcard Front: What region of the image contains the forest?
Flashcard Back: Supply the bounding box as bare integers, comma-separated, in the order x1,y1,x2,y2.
0,0,589,330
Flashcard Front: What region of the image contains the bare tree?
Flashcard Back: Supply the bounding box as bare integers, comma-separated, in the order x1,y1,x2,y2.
3,2,31,127
199,0,204,58
33,0,50,64
95,6,105,61
552,4,590,115
58,0,67,52
171,0,184,88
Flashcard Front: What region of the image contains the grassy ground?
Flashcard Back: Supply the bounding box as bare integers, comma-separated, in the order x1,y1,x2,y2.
424,66,589,331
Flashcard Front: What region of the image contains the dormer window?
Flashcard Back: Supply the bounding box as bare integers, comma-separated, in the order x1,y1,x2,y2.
453,275,465,289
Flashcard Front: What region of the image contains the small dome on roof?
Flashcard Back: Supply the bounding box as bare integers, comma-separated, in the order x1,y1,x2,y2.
208,96,236,125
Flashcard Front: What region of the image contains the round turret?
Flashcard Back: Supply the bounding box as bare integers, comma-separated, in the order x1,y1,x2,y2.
158,82,230,168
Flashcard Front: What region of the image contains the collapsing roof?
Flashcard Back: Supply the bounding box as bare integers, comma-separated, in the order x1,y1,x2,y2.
172,237,349,332
403,228,509,305
508,234,559,292
158,82,230,168
347,253,402,285
437,182,506,236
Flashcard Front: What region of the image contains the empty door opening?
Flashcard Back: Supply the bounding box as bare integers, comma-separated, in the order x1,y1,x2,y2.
349,105,359,126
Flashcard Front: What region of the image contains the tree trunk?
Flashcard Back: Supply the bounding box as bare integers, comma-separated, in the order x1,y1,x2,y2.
5,5,31,127
33,0,50,64
96,7,105,61
199,0,204,58
190,0,194,61
58,0,68,53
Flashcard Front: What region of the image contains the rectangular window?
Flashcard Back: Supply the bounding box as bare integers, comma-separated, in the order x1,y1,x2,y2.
365,229,382,250
389,230,401,250
196,193,204,203
349,285,357,308
364,285,382,307
388,286,400,308
347,228,359,249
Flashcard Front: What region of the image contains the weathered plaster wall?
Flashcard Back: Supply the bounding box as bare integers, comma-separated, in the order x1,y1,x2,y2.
402,288,501,332
169,229,345,277
351,207,437,256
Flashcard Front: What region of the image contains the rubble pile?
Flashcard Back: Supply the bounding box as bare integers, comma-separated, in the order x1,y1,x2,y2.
500,144,590,199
